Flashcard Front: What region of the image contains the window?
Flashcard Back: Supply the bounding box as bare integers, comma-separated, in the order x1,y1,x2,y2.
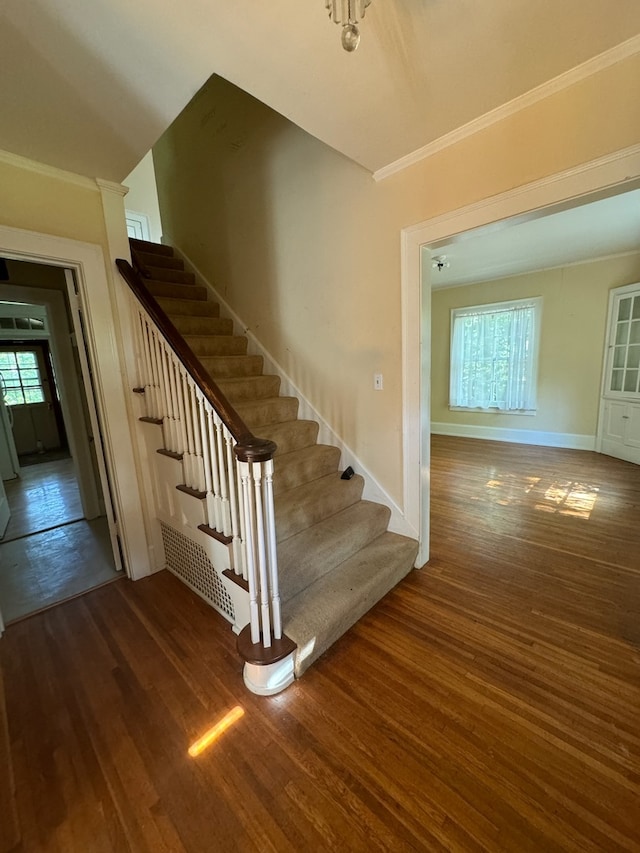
0,350,46,405
450,297,541,412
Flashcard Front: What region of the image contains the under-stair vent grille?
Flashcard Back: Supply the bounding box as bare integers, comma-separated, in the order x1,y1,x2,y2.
160,522,235,622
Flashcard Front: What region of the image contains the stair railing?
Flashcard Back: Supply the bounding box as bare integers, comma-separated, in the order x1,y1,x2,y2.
117,258,290,657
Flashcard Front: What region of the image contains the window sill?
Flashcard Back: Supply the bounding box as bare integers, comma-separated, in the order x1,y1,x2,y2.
449,406,537,417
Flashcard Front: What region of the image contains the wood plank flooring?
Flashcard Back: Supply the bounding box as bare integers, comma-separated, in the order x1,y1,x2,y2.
1,436,639,852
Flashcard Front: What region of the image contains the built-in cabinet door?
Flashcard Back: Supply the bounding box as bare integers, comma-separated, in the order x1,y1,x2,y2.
602,400,627,443
626,403,640,449
599,282,640,465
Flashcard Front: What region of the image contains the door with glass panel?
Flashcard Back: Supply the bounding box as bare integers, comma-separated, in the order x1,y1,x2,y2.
600,283,640,465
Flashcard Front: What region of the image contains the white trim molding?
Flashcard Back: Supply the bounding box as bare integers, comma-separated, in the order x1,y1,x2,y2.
401,144,640,567
169,243,418,542
374,35,640,182
432,422,596,451
0,148,99,190
0,223,152,580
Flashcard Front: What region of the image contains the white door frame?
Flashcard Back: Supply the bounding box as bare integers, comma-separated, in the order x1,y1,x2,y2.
0,224,151,580
401,143,640,566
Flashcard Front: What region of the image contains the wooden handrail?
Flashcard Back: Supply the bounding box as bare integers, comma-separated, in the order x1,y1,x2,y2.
116,258,276,464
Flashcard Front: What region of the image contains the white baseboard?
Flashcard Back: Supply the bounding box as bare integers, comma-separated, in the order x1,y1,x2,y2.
432,421,596,451
168,241,418,540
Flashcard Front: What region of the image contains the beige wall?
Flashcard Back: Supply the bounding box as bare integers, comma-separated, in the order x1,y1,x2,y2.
154,55,640,504
0,156,108,245
431,253,640,439
124,152,163,243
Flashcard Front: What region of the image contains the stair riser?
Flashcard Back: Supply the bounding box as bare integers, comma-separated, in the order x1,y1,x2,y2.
171,316,233,336
273,446,340,495
135,251,183,270
186,337,248,356
260,421,319,456
130,239,173,257
278,502,391,601
200,355,264,379
217,375,281,403
144,267,195,285
147,281,207,301
235,397,299,430
158,298,219,317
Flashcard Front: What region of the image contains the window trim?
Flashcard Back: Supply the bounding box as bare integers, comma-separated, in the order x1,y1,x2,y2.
449,296,542,413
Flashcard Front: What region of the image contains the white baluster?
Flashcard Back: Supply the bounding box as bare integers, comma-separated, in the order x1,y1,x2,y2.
198,394,216,529
236,451,248,581
132,305,145,390
141,320,157,418
208,411,223,531
252,462,272,647
151,330,169,445
215,416,231,535
239,461,260,645
165,347,184,453
148,328,163,421
224,431,244,576
175,366,192,485
187,380,205,493
263,458,282,640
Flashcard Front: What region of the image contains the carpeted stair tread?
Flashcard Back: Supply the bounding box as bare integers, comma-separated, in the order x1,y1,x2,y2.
278,500,391,601
283,531,419,676
146,280,208,301
135,250,183,270
273,444,340,495
200,354,264,379
255,419,319,456
157,297,220,317
143,266,195,285
216,374,281,403
171,315,233,336
130,238,173,256
275,472,364,542
235,396,299,429
182,334,248,356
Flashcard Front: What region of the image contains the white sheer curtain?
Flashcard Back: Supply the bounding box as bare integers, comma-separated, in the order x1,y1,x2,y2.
450,299,540,411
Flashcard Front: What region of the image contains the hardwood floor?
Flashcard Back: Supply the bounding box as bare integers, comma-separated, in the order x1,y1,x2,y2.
1,436,639,852
1,458,82,542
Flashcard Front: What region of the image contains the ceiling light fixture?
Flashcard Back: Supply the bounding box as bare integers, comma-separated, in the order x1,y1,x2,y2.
432,255,451,271
326,0,372,52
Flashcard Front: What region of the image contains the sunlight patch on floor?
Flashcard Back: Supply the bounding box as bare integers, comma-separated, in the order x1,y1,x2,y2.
481,474,600,519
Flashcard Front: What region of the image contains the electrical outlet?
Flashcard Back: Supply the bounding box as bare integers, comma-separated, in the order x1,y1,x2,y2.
374,373,383,390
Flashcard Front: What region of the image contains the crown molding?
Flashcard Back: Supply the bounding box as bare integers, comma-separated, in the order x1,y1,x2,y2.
0,148,101,190
96,178,129,197
374,34,640,183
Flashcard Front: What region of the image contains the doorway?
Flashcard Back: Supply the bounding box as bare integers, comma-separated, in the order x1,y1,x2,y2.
400,146,640,566
0,259,121,624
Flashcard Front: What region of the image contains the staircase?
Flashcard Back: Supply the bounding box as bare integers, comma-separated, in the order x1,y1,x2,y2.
127,237,418,684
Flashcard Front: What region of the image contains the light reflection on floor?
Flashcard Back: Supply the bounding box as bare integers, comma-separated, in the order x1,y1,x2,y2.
482,473,600,520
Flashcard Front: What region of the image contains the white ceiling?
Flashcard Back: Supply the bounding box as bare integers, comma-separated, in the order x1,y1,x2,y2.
1,0,639,181
428,188,640,289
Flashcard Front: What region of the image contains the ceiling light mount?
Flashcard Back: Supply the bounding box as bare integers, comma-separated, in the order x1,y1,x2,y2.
326,0,372,52
432,255,451,271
